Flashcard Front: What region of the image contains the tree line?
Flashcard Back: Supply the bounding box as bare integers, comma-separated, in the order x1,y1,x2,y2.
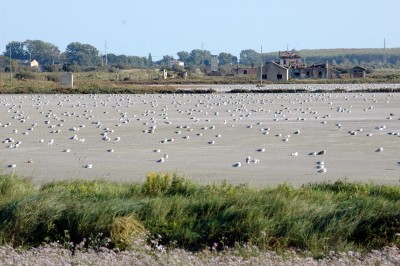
2,40,400,72
262,48,400,70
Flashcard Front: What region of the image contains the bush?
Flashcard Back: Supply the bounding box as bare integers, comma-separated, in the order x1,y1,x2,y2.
14,71,37,80
108,67,120,73
45,74,60,82
141,172,195,197
41,64,62,72
62,63,80,72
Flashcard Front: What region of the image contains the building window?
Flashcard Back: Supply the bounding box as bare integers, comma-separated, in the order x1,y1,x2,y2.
306,71,310,76
243,70,248,75
294,72,300,77
318,71,322,77
262,74,267,79
277,74,283,80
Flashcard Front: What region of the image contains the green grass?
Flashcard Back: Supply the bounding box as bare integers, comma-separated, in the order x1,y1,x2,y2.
0,173,399,256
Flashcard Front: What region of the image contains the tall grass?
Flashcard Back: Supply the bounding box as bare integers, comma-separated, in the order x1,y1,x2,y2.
0,173,398,256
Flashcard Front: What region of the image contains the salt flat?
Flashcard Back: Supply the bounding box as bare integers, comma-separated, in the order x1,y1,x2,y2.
0,90,399,186
176,83,400,92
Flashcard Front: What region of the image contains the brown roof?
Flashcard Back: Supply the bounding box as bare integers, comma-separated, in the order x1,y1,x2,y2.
351,66,366,71
279,51,302,59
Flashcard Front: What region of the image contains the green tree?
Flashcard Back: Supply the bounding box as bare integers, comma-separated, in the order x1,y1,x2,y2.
0,55,19,72
189,49,211,66
117,55,129,65
239,49,260,67
127,56,147,68
157,55,175,66
25,40,60,65
65,42,101,66
3,41,28,61
218,52,238,66
105,53,118,65
147,53,153,67
177,51,190,65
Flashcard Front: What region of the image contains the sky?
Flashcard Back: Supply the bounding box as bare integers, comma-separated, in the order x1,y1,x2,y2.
1,0,399,60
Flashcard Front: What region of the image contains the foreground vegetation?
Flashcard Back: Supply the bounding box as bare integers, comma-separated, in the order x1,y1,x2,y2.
0,173,399,258
1,242,399,265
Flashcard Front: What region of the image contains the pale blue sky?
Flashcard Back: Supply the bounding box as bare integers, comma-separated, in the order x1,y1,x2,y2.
1,0,398,59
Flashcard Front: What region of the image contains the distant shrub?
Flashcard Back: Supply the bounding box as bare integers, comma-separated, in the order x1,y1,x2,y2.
108,67,120,73
45,74,60,82
62,63,80,72
14,71,37,80
41,65,62,72
115,64,131,70
82,66,97,72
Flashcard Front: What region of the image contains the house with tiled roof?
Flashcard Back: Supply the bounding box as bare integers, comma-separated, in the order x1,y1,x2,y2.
258,51,340,81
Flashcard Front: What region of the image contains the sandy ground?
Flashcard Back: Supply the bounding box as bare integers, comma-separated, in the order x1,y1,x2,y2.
0,89,399,186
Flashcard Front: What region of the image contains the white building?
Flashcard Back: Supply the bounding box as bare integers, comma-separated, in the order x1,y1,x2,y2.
30,60,39,68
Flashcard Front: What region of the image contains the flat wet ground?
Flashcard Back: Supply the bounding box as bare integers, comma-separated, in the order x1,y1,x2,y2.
0,90,399,186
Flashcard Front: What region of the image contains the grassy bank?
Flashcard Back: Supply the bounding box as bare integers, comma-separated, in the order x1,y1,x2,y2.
0,173,399,257
2,69,400,95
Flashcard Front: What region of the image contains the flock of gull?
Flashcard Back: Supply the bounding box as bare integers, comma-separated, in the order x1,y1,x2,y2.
0,87,399,184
